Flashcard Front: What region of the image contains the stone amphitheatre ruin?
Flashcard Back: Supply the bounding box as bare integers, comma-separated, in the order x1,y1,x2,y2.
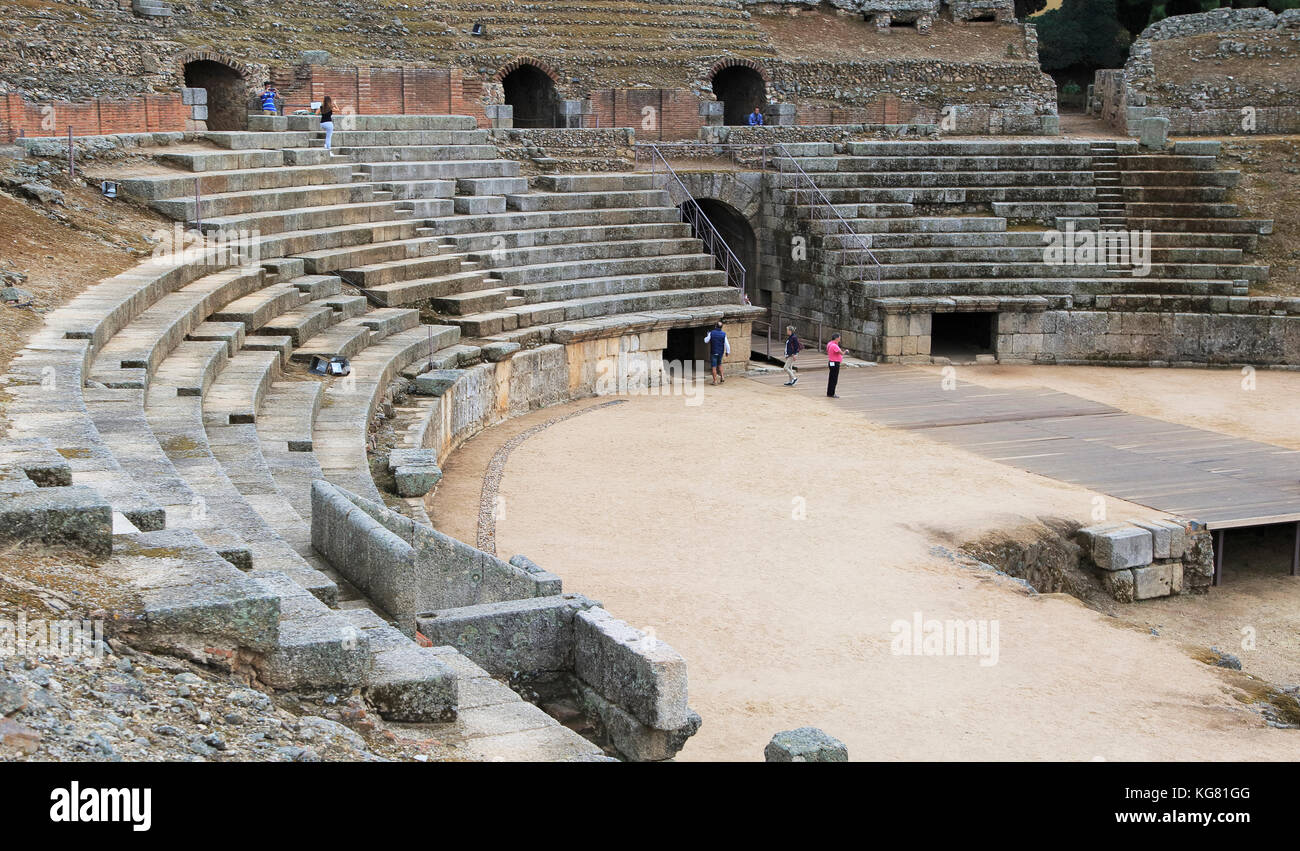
0,0,1298,762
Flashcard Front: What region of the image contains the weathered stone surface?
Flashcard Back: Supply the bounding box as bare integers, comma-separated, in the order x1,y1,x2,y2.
1101,568,1136,602
388,449,443,497
574,607,689,730
1133,562,1175,599
0,485,112,557
343,608,458,722
1139,116,1169,149
577,681,701,762
764,727,849,762
1081,523,1153,570
412,368,464,397
481,341,521,363
507,555,563,596
416,594,598,678
1132,519,1173,559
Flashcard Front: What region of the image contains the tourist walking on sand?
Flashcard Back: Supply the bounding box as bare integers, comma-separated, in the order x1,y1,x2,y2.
826,333,844,398
315,96,336,152
704,322,730,385
783,325,801,386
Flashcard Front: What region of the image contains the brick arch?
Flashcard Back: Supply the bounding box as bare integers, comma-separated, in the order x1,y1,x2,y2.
707,58,770,83
493,57,562,84
176,49,256,82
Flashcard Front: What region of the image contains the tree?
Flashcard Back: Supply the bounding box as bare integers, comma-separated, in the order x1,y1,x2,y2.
1036,0,1133,72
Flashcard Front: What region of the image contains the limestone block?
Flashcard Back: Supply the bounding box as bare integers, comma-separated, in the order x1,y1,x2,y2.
389,449,442,497
481,341,520,362
1081,523,1153,570
574,607,689,730
0,485,112,557
577,682,701,762
416,594,597,678
1101,568,1136,602
1139,116,1170,149
1131,519,1174,559
1133,563,1175,599
412,368,464,397
764,727,848,762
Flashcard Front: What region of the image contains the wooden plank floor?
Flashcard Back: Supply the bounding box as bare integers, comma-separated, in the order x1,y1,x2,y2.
753,364,1300,529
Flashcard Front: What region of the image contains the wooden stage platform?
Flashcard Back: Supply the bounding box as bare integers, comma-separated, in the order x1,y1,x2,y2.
752,364,1300,537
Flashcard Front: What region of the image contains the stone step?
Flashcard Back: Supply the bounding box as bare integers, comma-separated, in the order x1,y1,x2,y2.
256,381,323,453
430,288,510,316
289,321,374,363
254,303,339,347
841,140,1093,157
103,529,280,660
992,202,1098,220
252,571,369,689
535,172,668,192
472,236,704,270
154,182,373,222
429,205,682,236
335,144,499,161
0,484,112,557
157,149,288,173
870,261,1269,282
1117,155,1219,171
812,216,1007,234
784,186,1098,205
150,338,229,397
341,608,458,722
205,131,317,150
311,325,460,503
295,234,442,274
1117,170,1240,187
379,179,456,200
197,200,412,238
1124,202,1240,218
324,129,491,147
1124,217,1272,235
787,155,1096,173
838,230,1254,251
863,277,1240,298
89,265,267,388
1120,186,1229,203
347,114,479,132
865,245,1247,265
510,268,728,305
210,283,306,331
358,159,521,181
499,286,742,332
453,194,507,215
119,163,355,202
356,307,421,339
286,274,345,298
203,350,280,425
457,176,530,196
492,252,716,287
506,189,670,212
364,270,487,307
443,221,691,253
406,198,457,218
340,252,463,287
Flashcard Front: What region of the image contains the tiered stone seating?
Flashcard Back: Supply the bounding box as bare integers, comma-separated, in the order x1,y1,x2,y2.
774,139,1273,305
1,113,759,758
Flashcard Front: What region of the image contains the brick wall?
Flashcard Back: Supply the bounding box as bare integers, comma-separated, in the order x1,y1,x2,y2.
271,65,488,127
0,92,186,143
587,88,704,140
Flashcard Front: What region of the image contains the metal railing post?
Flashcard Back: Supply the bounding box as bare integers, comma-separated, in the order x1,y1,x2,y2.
67,126,74,177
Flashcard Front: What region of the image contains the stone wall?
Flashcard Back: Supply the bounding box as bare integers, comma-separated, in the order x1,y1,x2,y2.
1093,9,1300,136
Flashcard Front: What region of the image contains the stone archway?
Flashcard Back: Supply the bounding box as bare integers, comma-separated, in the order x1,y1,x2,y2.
674,172,764,303
496,59,561,128
709,60,768,127
180,51,254,131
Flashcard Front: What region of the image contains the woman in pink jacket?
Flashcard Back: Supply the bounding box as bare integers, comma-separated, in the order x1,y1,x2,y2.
826,333,843,398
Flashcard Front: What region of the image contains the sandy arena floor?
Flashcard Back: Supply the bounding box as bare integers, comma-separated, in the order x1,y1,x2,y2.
433,368,1300,762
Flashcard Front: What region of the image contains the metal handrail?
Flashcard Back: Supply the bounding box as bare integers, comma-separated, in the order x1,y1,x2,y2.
770,142,883,289
752,309,831,361
639,143,747,295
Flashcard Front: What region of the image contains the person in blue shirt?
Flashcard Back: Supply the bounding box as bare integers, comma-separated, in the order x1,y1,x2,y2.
747,107,764,126
260,83,279,115
704,322,730,385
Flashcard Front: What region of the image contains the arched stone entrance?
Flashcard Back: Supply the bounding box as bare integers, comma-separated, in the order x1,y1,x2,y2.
499,62,560,128
182,56,250,131
710,62,767,127
680,198,759,303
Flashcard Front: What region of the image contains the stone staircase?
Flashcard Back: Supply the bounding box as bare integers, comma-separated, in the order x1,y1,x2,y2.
0,112,762,759
769,138,1275,359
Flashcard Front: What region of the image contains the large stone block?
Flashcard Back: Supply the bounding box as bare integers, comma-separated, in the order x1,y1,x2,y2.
1081,523,1153,570
574,607,689,730
0,485,112,557
388,449,442,497
416,594,597,678
577,682,701,762
1133,562,1175,599
412,368,464,397
764,727,848,762
1139,116,1170,149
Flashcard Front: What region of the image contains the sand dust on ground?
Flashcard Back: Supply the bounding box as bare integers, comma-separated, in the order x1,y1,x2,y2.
434,376,1300,761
